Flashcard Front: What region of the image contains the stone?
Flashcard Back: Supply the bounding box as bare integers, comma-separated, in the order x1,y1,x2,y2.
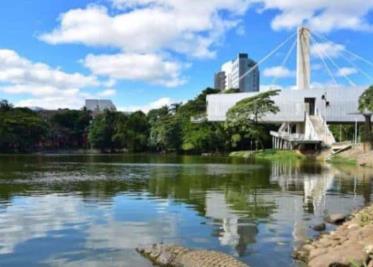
326,214,348,225
312,223,326,231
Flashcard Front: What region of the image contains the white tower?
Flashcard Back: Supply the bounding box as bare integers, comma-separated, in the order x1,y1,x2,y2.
296,27,311,90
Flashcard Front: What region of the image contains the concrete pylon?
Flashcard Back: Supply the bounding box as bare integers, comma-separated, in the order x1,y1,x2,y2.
296,27,311,90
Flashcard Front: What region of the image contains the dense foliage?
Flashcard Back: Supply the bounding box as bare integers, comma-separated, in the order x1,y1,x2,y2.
0,100,48,152
359,86,373,146
225,90,280,148
0,88,279,153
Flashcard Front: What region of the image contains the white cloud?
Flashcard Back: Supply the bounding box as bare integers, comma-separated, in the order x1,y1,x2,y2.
0,49,102,109
0,49,120,110
84,53,185,87
119,97,178,113
39,2,250,58
255,0,373,33
263,66,294,78
98,88,116,97
0,49,98,89
337,67,357,77
311,41,345,59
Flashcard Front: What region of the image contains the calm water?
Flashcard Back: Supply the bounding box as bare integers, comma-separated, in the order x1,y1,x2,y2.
0,154,372,267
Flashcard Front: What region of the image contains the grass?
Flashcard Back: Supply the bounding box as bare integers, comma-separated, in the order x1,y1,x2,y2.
327,155,357,166
229,149,305,161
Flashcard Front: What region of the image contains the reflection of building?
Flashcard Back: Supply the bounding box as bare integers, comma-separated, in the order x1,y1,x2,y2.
205,192,258,256
85,99,116,114
214,53,260,92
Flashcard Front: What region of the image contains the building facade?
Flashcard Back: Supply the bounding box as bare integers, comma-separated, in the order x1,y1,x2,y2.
214,71,226,91
214,53,260,92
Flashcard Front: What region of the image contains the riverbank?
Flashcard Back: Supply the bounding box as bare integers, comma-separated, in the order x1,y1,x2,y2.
229,149,306,160
294,204,373,267
328,144,373,168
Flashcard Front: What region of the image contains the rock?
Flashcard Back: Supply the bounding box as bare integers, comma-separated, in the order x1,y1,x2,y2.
326,214,348,225
137,244,248,267
312,223,326,231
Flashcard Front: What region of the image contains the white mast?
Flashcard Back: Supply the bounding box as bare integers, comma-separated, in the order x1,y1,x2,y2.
296,27,311,90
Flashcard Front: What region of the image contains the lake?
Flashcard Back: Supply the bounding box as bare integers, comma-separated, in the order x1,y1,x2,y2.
0,154,371,267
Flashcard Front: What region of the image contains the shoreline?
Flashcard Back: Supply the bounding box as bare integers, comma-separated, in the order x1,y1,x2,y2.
294,204,373,267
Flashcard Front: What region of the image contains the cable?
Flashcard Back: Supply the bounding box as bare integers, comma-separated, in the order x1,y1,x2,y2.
271,38,297,86
313,31,373,68
309,35,338,86
238,31,297,82
311,33,356,86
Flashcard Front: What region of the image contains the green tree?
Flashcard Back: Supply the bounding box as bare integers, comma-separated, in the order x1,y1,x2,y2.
225,90,280,149
88,110,122,152
359,86,373,147
122,111,149,152
50,109,91,148
0,105,48,152
148,107,181,152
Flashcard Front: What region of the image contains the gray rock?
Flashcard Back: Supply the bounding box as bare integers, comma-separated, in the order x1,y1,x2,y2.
325,214,347,225
312,223,326,231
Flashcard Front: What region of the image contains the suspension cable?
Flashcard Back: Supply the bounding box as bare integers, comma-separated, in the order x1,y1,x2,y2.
313,31,373,69
238,31,297,83
271,37,297,86
309,35,338,86
311,34,356,86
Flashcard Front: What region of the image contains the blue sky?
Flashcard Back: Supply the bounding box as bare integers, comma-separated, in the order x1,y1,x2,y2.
1,0,373,111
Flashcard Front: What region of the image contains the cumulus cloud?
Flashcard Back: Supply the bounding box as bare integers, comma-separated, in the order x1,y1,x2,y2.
39,2,250,58
0,49,113,109
263,66,294,78
84,53,185,87
98,88,116,97
337,67,358,77
311,41,345,59
119,97,179,113
255,0,373,33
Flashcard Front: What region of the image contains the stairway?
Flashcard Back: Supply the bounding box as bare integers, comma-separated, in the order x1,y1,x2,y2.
308,115,336,146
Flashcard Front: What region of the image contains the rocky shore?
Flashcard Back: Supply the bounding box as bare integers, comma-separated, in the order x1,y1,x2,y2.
294,205,373,267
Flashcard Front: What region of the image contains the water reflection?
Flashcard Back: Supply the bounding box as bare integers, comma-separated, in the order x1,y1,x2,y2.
0,155,372,267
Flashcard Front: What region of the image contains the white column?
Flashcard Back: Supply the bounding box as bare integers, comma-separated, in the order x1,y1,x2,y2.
296,27,311,90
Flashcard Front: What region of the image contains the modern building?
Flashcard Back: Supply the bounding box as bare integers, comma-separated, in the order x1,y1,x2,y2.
85,99,116,114
214,71,226,91
207,27,366,149
215,53,260,92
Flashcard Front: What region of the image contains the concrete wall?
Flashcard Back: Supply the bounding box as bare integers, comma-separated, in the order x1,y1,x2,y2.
207,87,366,123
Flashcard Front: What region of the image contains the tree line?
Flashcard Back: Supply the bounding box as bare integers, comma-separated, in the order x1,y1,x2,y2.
1,85,372,153
0,88,275,153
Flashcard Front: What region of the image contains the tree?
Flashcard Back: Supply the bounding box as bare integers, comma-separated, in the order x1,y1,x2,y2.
50,109,91,148
148,107,181,152
359,86,373,148
122,111,149,152
225,90,280,149
0,106,48,152
88,110,122,152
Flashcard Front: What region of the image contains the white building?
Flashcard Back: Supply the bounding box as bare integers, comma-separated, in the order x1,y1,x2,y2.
85,99,116,113
216,53,260,92
207,27,366,149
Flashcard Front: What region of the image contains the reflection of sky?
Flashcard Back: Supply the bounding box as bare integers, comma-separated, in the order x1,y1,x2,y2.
0,158,371,267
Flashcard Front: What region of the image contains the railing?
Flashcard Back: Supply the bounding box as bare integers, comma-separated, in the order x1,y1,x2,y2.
305,113,319,141
316,113,336,145
270,131,305,141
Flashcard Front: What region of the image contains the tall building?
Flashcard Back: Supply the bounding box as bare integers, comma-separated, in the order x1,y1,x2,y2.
214,71,226,91
214,53,260,92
